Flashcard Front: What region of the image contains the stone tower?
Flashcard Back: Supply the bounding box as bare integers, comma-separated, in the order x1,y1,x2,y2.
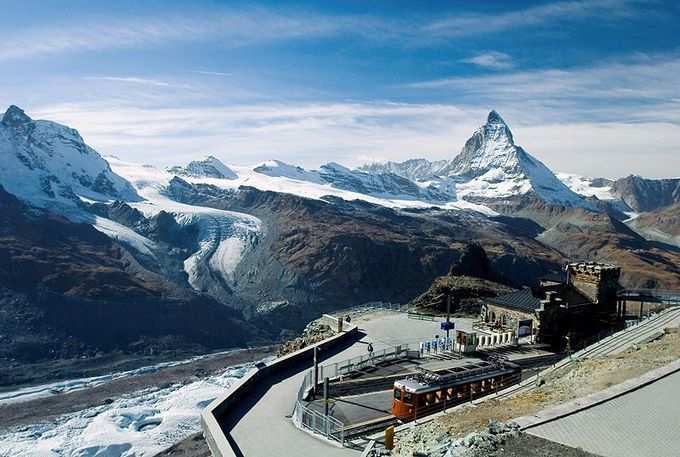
567,262,621,306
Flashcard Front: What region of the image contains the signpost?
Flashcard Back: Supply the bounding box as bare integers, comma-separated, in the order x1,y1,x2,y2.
440,293,456,340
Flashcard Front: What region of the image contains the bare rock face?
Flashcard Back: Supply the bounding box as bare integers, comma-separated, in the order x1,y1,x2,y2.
409,275,515,315
611,175,680,212
449,243,495,279
626,202,680,248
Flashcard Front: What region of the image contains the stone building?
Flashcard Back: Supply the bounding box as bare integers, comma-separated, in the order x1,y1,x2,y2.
479,262,622,347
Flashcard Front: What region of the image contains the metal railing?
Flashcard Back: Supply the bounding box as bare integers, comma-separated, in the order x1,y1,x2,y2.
331,301,408,318
318,344,418,381
291,344,419,446
292,369,345,445
407,311,438,321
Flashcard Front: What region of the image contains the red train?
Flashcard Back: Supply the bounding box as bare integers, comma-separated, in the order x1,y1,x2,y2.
392,361,520,421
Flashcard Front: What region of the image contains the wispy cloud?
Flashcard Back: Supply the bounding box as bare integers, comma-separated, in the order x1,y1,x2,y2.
84,76,193,89
461,52,514,70
423,0,649,37
0,1,654,62
404,52,680,123
191,71,233,77
0,9,343,62
31,101,478,168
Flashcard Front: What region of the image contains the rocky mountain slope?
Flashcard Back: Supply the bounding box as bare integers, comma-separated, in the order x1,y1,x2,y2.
408,244,516,315
0,185,259,364
627,202,680,248
610,175,680,212
163,178,565,327
488,194,680,289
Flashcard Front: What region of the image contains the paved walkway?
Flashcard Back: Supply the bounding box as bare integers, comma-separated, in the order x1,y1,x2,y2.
228,312,467,456
528,369,680,457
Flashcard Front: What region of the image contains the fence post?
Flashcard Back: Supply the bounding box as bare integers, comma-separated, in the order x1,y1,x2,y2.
313,346,319,399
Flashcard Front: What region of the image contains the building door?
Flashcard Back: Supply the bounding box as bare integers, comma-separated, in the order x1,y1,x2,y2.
518,319,533,337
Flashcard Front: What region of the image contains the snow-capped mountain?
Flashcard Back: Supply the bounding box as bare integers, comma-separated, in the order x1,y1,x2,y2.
167,155,238,180
359,158,449,182
361,111,591,207
556,173,615,201
252,158,448,202
167,157,458,207
317,162,448,201
253,159,325,183
0,105,139,210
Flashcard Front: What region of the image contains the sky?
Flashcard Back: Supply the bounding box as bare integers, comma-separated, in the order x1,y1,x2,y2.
1,0,679,178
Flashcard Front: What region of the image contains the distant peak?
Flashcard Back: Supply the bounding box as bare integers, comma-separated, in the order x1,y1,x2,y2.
486,110,506,126
2,105,32,126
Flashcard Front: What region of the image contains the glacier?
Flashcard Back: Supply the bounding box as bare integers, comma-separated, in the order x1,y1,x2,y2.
108,157,262,296
0,363,254,457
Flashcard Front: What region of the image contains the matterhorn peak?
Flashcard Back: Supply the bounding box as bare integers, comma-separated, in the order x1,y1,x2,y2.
486,110,506,126
480,110,514,145
2,105,32,126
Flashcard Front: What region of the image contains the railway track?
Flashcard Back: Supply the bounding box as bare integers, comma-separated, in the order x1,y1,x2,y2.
581,307,680,359
491,307,680,401
344,416,400,440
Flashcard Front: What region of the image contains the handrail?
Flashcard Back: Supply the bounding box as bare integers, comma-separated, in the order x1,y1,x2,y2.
200,326,359,457
318,344,417,381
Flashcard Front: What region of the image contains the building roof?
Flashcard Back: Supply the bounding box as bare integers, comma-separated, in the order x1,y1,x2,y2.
488,288,542,313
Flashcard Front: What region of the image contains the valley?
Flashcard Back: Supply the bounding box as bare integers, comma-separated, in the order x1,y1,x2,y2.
2,105,679,374
0,104,679,457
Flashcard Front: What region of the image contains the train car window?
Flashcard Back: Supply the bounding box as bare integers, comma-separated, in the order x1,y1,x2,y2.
403,392,413,404
394,389,402,400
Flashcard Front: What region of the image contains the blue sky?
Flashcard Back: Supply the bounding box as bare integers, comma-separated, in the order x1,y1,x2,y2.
1,0,679,177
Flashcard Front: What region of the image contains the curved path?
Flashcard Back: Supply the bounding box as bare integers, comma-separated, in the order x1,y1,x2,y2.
225,313,459,457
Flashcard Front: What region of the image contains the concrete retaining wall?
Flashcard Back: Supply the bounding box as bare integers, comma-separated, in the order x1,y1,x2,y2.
321,314,344,333
200,326,359,457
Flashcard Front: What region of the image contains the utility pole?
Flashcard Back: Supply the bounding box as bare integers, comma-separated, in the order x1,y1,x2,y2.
313,346,319,399
323,377,330,416
446,294,452,341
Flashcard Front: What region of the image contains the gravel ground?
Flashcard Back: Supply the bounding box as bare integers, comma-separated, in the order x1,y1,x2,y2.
475,432,600,457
